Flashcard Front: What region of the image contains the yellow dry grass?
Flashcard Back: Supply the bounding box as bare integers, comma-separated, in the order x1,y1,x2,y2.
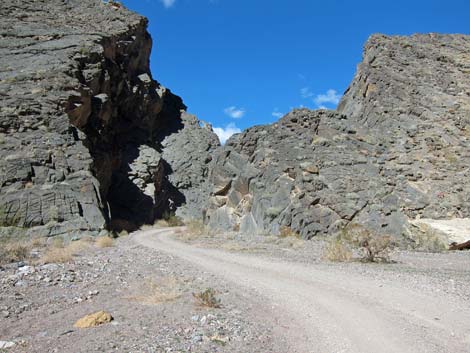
186,219,206,236
127,277,182,305
40,239,91,264
95,236,114,248
0,241,30,264
323,239,352,262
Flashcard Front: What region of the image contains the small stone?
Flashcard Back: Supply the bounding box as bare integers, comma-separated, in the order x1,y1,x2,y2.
17,266,35,276
191,333,203,343
41,264,59,271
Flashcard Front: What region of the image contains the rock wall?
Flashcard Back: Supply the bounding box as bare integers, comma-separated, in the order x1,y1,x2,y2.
0,0,219,238
206,34,470,239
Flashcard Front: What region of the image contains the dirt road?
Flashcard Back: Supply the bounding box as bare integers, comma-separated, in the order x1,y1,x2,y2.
133,228,470,353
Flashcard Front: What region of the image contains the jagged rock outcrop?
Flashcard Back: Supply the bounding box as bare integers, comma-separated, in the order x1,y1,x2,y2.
206,34,470,240
0,0,218,237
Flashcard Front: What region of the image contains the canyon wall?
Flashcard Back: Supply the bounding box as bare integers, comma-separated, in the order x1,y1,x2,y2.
0,0,219,238
206,34,470,239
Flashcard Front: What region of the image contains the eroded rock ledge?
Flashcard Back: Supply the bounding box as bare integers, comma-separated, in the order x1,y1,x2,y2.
0,0,219,237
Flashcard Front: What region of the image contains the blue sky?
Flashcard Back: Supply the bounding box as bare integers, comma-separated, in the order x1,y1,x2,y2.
121,0,469,143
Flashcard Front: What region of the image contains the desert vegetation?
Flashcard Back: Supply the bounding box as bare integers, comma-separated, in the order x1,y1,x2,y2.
324,224,395,263
0,234,114,266
127,277,183,305
409,224,448,253
193,288,222,308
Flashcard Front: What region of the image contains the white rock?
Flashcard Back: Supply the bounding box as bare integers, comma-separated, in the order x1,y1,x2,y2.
0,341,15,349
17,266,35,275
411,218,470,245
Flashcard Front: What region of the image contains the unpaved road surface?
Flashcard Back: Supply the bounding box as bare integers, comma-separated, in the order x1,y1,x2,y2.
134,228,470,353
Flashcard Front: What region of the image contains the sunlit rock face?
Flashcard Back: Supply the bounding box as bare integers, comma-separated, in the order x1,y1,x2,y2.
206,34,470,239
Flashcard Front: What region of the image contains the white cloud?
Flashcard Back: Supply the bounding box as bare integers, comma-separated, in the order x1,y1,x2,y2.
213,123,241,144
160,0,176,8
224,106,245,119
314,89,341,106
272,109,283,118
300,87,314,98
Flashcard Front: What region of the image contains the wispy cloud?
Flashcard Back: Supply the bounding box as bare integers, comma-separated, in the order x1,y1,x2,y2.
300,87,314,98
314,89,341,106
224,106,245,119
160,0,176,8
272,108,283,118
213,123,241,144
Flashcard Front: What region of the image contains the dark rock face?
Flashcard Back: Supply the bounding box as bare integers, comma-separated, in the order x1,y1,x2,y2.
206,34,470,239
0,0,218,237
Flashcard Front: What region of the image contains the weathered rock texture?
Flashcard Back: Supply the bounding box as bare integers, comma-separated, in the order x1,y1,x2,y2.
206,34,470,240
0,0,218,237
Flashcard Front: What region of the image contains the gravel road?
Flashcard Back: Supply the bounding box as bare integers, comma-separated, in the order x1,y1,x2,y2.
134,228,470,353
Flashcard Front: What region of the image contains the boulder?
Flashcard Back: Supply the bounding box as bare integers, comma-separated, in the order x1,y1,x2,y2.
74,311,113,328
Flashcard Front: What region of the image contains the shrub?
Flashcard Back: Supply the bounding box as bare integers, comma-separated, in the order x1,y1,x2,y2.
279,226,300,238
95,236,114,248
325,224,395,263
193,288,221,308
0,242,30,264
186,219,206,236
324,238,352,262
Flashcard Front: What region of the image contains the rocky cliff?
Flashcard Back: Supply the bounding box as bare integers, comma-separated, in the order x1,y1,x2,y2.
0,0,219,238
206,34,470,240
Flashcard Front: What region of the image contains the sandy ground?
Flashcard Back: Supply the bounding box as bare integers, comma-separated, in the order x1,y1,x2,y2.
1,227,469,353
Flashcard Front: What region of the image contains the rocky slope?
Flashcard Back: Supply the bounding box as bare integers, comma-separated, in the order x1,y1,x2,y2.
0,0,219,238
206,34,470,240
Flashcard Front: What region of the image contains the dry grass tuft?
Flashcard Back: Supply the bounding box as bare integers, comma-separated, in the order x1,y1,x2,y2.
95,236,114,248
154,219,169,228
282,236,304,249
186,219,206,236
41,239,91,264
41,247,73,264
324,239,352,262
193,288,221,308
0,234,48,265
279,226,300,238
0,241,30,264
128,277,182,304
